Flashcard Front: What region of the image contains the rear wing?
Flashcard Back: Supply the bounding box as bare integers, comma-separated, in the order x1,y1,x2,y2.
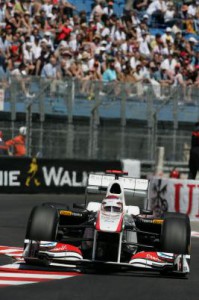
86,173,149,198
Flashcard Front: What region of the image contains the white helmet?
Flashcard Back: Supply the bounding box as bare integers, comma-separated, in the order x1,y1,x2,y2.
102,196,123,213
19,126,27,136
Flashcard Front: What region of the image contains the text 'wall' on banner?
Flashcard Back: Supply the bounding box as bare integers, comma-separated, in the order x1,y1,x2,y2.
0,157,122,194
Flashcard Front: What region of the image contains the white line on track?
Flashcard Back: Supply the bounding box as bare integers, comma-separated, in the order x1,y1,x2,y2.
0,265,79,287
191,231,199,237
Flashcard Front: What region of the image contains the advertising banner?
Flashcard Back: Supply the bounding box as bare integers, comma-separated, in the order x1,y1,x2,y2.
149,177,199,221
0,157,122,194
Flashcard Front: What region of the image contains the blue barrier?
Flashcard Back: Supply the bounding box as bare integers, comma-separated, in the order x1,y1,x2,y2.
2,96,198,123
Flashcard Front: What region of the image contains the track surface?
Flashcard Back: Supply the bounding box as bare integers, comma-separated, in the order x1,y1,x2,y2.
0,194,198,300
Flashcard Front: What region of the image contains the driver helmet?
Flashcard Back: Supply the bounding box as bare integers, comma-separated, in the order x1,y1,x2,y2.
19,126,27,136
102,195,123,213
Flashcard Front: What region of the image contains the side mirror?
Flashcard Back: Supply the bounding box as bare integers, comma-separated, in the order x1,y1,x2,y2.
73,203,86,209
141,209,153,215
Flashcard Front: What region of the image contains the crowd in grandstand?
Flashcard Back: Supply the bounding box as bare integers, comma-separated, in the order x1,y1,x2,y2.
0,0,199,100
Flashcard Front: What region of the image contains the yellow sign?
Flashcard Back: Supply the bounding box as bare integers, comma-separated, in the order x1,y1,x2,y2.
25,157,41,187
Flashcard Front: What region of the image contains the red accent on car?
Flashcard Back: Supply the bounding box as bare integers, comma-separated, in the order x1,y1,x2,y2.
131,251,162,262
95,212,100,231
51,243,82,255
115,214,123,233
106,170,128,175
105,195,119,199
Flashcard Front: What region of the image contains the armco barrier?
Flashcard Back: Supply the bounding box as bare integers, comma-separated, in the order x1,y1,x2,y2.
149,177,199,222
0,157,123,194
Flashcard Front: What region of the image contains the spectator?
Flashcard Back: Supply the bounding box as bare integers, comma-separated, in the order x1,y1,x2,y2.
0,1,6,27
103,2,114,17
10,62,35,98
130,49,141,70
0,131,8,156
183,12,196,33
23,42,34,65
102,57,117,82
148,62,164,99
171,63,188,100
146,0,167,26
113,21,126,43
194,65,199,86
133,63,146,96
0,0,198,104
6,126,27,156
92,11,104,33
35,41,51,75
187,0,198,18
139,30,151,57
130,10,141,27
31,35,42,61
0,48,8,77
0,30,11,54
41,55,61,95
188,122,199,179
185,37,198,56
90,0,105,20
161,27,174,45
102,57,120,96
125,0,134,12
133,0,149,17
61,0,76,18
14,0,29,14
160,53,178,75
164,2,176,27
43,31,54,51
153,65,173,97
55,18,72,45
21,11,32,33
68,58,83,79
121,62,137,96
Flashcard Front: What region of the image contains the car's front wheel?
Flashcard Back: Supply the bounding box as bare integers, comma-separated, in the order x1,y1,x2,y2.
26,205,59,241
160,213,191,254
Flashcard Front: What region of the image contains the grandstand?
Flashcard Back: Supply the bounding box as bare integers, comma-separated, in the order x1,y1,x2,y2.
0,0,199,165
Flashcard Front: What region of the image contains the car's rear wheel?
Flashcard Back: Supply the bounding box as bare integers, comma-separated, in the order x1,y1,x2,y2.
26,205,59,241
160,213,190,254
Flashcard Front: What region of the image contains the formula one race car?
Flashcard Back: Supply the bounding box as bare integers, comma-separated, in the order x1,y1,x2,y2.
23,170,191,277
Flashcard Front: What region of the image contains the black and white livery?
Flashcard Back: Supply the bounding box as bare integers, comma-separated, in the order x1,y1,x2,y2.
23,170,191,277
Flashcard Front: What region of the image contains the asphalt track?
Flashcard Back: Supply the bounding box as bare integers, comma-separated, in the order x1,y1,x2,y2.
0,194,198,300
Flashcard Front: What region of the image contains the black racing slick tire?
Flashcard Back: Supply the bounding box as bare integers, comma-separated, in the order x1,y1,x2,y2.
26,205,59,241
160,213,191,254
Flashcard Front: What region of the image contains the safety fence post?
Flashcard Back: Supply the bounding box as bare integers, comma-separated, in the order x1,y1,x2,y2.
88,81,100,158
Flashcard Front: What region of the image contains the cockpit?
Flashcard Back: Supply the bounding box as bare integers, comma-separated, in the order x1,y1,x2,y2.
101,196,123,214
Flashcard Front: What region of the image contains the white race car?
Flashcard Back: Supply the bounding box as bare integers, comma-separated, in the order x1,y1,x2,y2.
23,170,191,277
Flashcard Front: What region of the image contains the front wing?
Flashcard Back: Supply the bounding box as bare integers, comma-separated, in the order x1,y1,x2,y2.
22,240,190,276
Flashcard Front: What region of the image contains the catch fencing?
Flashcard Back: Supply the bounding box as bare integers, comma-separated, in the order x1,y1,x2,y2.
0,77,198,174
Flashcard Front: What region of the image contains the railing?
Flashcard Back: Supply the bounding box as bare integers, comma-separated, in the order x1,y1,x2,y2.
0,77,198,167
